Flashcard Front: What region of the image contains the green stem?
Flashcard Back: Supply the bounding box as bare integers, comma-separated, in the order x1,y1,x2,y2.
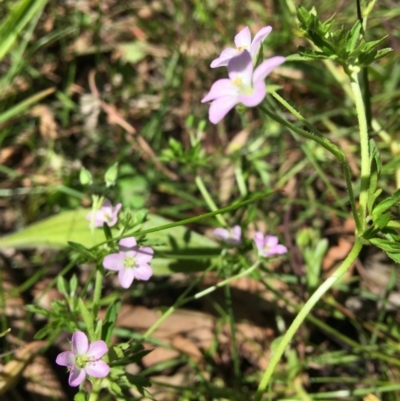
223,270,241,382
92,191,274,250
92,266,103,319
350,70,370,231
195,175,227,227
259,103,361,233
88,381,101,401
254,239,363,401
143,261,260,339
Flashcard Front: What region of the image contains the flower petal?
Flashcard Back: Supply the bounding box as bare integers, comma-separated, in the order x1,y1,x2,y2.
238,81,266,107
210,48,238,68
135,247,154,264
252,56,285,84
213,228,229,240
72,331,88,356
69,365,86,387
102,198,112,208
231,225,242,241
265,235,279,247
202,79,237,103
85,360,110,378
272,244,288,255
118,268,135,288
208,96,239,124
56,351,75,367
228,50,253,84
234,26,251,49
119,236,137,250
253,231,265,252
133,264,153,281
103,253,125,271
250,26,272,58
87,340,108,359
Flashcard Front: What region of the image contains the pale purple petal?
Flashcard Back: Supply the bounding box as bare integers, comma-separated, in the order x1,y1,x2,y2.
118,268,135,288
272,244,288,255
102,198,113,209
202,79,237,103
208,96,239,124
231,225,242,241
69,365,86,387
238,81,266,107
72,331,88,356
210,48,238,68
228,50,253,84
250,26,272,58
253,231,266,251
213,228,229,240
56,351,75,367
252,56,285,84
133,264,153,281
85,360,110,378
87,340,108,359
135,247,154,264
103,253,125,271
86,211,103,228
234,27,251,49
265,235,279,247
119,236,137,250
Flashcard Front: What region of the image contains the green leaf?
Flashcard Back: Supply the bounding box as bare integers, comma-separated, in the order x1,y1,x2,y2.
77,298,94,340
0,209,220,275
374,212,391,230
102,301,121,344
345,20,362,54
0,0,48,62
370,238,400,253
385,252,400,264
296,6,311,27
371,189,400,219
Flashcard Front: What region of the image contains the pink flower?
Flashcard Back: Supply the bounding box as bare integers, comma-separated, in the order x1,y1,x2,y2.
103,237,154,288
213,225,242,245
202,50,285,124
211,26,273,68
86,198,122,228
253,232,288,257
56,331,109,387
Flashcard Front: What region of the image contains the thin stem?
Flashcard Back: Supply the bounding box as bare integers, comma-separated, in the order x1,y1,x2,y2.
195,175,227,227
88,382,101,401
259,103,361,233
92,266,103,319
92,191,274,250
350,70,370,230
223,270,241,382
254,239,363,401
143,261,260,339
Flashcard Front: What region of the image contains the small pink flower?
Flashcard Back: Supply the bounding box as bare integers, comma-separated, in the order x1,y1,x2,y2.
86,198,122,228
213,225,242,245
56,331,109,387
103,237,154,288
253,232,287,257
211,26,273,68
202,50,285,124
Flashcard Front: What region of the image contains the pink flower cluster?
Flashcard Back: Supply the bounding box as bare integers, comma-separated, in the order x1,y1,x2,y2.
202,26,285,124
213,225,288,257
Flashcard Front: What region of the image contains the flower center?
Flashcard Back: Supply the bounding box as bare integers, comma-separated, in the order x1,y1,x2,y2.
102,211,112,222
75,354,95,369
124,256,136,269
231,76,253,95
236,45,248,53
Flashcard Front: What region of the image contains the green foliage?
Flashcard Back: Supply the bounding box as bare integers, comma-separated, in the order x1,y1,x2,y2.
295,6,393,70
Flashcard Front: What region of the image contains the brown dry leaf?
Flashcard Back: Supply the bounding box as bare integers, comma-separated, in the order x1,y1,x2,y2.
322,236,354,272
31,105,58,140
0,261,66,399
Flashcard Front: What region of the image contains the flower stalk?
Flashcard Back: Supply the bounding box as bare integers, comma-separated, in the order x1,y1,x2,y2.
254,239,363,400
